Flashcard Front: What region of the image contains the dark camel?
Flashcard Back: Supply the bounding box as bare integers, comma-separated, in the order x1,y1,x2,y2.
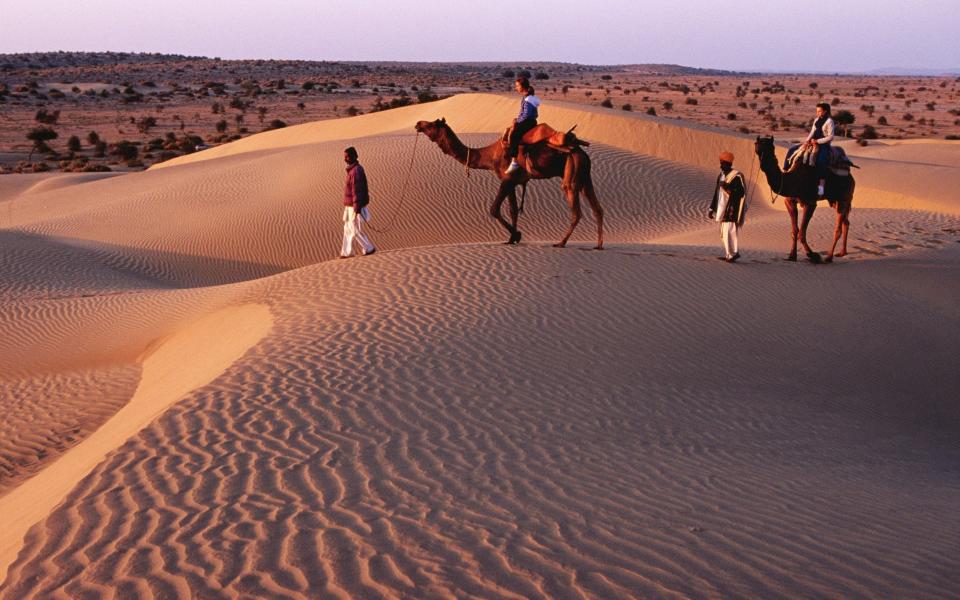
755,135,855,263
414,118,604,249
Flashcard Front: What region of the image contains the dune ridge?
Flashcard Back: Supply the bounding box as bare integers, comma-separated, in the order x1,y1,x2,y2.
1,93,958,598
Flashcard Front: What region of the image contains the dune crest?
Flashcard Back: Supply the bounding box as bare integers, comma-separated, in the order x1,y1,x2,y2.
0,303,272,582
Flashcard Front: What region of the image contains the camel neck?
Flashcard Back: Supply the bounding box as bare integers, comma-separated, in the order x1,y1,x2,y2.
437,127,495,170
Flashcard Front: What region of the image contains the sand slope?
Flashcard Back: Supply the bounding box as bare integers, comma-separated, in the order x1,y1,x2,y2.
1,94,958,598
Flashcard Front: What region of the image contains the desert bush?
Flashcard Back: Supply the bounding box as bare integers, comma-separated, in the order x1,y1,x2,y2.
902,113,914,122
26,126,58,159
534,72,549,80
267,119,286,130
110,140,138,161
946,134,960,140
833,110,855,136
302,81,316,90
685,97,698,105
726,113,737,120
859,125,878,140
67,135,82,152
601,75,613,81
346,106,361,116
600,98,613,108
926,102,936,111
211,102,223,114
94,140,107,157
877,115,888,125
87,131,100,145
35,108,60,124
417,89,440,103
622,104,632,111
662,101,673,111
501,70,515,78
215,119,228,133
646,107,657,116
136,116,157,134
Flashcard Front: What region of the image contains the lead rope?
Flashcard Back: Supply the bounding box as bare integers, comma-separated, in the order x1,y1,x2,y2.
365,132,420,234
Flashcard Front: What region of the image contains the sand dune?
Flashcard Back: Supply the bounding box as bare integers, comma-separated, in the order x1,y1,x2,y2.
1,94,958,598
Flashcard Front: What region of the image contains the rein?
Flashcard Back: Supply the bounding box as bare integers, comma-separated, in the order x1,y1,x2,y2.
365,132,420,234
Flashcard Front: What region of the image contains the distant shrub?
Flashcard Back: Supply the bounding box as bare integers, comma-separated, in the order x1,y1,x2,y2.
67,135,82,152
833,109,855,136
501,70,515,78
646,107,657,116
600,98,613,108
685,97,698,105
87,131,100,145
946,134,960,140
859,125,879,140
26,126,58,159
726,113,737,120
662,101,673,111
534,72,549,80
877,115,888,125
622,104,632,111
136,116,157,134
601,75,613,81
215,119,228,133
346,106,361,116
110,140,138,161
35,108,60,124
267,119,286,130
902,113,914,122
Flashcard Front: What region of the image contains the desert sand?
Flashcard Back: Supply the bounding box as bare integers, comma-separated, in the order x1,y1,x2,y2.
1,93,958,598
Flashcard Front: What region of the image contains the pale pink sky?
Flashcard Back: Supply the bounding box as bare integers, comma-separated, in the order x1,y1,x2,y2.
2,0,958,72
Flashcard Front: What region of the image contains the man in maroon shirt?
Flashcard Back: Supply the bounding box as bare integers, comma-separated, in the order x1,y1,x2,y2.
340,146,376,258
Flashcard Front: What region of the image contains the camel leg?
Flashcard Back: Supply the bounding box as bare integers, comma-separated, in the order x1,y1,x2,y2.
823,201,843,263
837,201,851,257
784,197,799,261
798,201,821,263
490,181,521,244
583,179,604,250
554,186,582,248
507,188,519,232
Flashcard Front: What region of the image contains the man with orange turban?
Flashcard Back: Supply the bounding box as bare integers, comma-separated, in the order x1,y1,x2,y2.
708,151,748,262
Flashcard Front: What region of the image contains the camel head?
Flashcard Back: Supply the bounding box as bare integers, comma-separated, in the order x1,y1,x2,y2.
755,135,775,158
414,118,447,142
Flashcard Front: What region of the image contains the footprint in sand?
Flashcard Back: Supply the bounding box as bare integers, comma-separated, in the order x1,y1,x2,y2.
881,243,902,250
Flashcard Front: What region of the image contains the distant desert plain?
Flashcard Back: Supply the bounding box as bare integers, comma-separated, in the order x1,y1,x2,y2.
0,53,959,598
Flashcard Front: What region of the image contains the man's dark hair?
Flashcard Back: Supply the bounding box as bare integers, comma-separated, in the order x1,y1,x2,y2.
816,102,831,114
344,146,358,159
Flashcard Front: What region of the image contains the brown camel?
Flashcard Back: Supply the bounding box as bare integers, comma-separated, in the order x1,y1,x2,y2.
755,135,855,263
414,118,604,249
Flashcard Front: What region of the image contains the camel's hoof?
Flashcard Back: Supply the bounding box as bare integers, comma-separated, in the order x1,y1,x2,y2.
506,231,522,245
836,251,846,258
594,245,604,250
553,242,567,248
806,251,822,264
785,254,797,262
824,255,834,263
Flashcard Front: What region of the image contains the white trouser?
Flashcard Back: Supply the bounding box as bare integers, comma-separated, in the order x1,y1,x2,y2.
720,221,739,258
341,206,375,257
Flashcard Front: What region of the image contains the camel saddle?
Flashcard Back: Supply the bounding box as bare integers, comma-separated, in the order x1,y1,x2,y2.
502,123,589,154
785,144,858,176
